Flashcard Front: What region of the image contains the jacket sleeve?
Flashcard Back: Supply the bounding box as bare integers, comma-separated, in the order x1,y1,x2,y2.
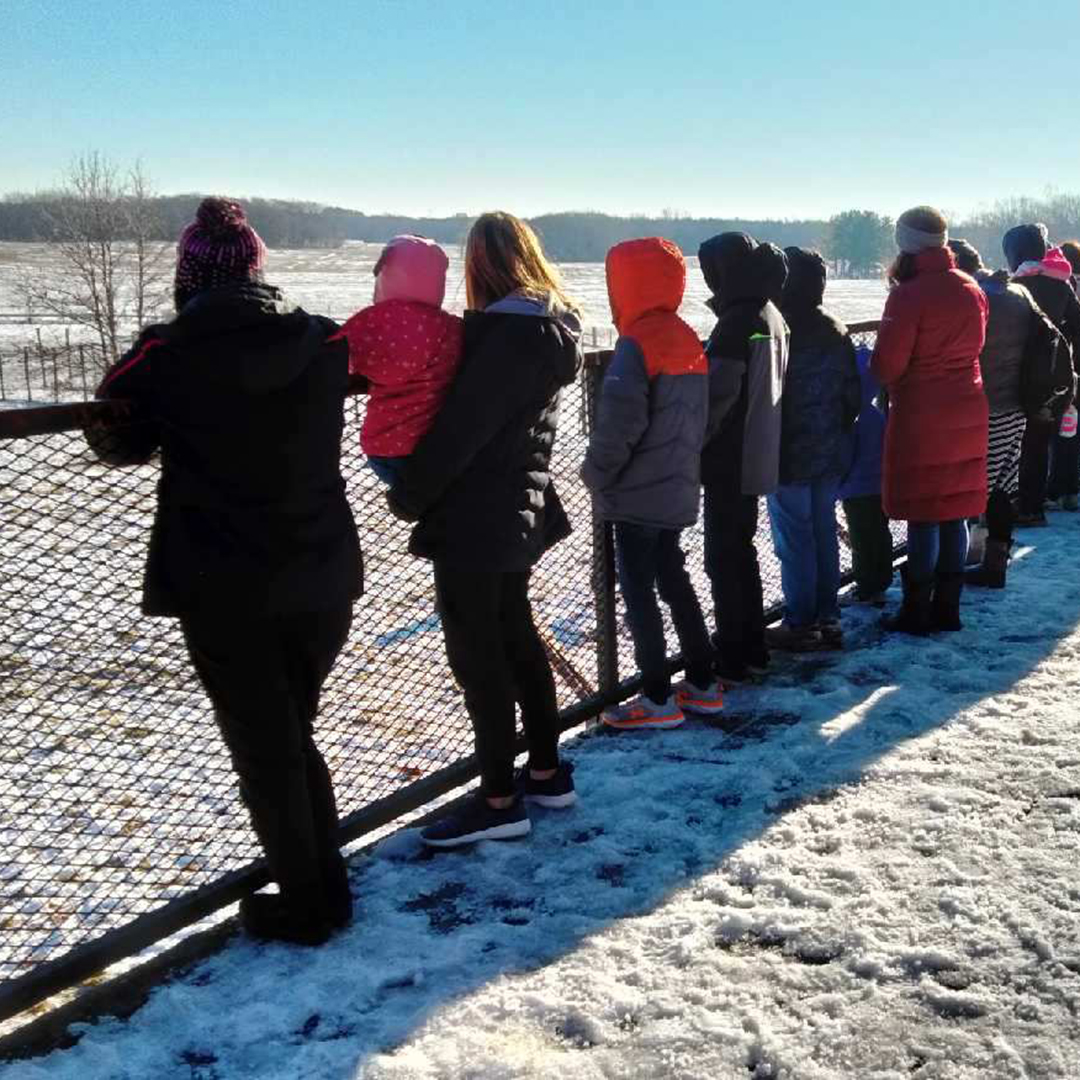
840,335,861,429
704,327,747,443
580,338,649,493
84,333,164,466
388,321,542,520
871,287,918,387
1061,288,1080,373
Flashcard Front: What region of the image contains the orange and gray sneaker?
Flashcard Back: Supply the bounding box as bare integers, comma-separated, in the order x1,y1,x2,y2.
601,694,685,730
674,678,724,716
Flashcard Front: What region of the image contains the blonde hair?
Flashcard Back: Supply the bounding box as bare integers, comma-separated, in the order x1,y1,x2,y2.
464,212,578,313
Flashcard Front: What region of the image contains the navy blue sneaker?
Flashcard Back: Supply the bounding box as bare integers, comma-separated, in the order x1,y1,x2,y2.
420,794,531,848
515,761,577,808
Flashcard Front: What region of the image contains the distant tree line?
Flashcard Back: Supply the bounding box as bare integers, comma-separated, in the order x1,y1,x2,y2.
5,157,1080,272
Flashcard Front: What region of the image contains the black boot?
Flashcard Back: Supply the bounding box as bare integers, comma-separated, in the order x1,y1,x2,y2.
931,571,964,631
881,566,933,635
965,539,1011,589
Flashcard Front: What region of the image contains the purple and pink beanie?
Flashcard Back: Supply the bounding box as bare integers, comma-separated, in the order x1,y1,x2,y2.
174,197,267,310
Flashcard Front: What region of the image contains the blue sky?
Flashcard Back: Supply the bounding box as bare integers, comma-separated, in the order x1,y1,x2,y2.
3,0,1078,220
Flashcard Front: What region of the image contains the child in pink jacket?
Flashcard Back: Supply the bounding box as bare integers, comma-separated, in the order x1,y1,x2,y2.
337,235,464,482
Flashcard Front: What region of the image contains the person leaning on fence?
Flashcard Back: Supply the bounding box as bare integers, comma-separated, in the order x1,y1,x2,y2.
386,212,582,849
873,206,988,635
581,237,723,731
85,197,362,946
949,238,1069,589
697,234,790,686
332,234,464,484
764,247,860,652
1004,224,1080,524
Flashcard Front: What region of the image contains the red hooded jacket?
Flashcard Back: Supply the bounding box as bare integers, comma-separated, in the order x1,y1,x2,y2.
871,247,989,522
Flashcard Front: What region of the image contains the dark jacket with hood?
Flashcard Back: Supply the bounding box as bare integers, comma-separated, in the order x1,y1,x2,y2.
89,282,362,617
975,268,1047,414
1004,224,1080,365
777,247,860,484
582,238,708,529
388,293,582,571
698,233,790,495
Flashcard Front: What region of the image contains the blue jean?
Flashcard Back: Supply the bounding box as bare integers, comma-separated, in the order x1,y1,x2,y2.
368,455,406,484
614,522,714,703
906,520,969,582
766,477,842,628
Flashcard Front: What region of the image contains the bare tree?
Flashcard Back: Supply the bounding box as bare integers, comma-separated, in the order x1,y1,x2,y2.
18,153,172,371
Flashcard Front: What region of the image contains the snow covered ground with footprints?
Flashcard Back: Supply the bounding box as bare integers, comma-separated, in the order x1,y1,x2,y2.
5,521,1080,1078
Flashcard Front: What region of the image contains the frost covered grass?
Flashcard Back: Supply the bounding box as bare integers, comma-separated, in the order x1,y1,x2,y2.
5,523,1079,1078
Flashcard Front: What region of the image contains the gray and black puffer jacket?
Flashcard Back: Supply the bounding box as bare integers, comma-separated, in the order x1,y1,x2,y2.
698,233,790,495
777,248,860,484
582,237,708,528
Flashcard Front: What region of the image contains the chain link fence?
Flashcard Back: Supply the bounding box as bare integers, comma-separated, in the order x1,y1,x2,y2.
0,325,892,1022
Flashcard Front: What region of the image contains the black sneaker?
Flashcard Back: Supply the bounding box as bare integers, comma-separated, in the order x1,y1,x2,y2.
515,761,577,808
420,793,531,848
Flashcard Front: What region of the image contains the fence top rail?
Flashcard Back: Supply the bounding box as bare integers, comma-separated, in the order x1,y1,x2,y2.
0,328,878,442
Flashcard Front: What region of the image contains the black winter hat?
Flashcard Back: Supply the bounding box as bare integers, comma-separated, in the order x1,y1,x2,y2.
1002,223,1048,272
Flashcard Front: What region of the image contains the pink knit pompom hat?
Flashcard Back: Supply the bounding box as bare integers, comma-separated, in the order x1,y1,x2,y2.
373,235,449,307
174,197,267,309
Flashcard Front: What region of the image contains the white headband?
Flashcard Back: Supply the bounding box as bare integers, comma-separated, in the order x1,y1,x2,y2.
896,221,948,255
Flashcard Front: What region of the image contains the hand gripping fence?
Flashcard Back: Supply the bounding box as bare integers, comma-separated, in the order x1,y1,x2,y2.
0,323,896,1022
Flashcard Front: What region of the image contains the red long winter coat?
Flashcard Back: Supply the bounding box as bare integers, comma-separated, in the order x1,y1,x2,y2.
871,247,989,523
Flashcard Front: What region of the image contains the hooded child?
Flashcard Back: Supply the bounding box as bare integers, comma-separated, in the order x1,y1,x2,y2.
767,247,861,650
582,238,722,730
697,232,790,685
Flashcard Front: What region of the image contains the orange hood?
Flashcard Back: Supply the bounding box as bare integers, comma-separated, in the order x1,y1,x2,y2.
606,238,704,378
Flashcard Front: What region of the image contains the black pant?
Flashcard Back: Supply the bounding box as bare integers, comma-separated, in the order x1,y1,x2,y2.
1047,432,1080,499
1018,420,1053,514
842,495,894,597
180,604,352,919
703,486,765,666
614,522,713,703
985,488,1015,544
433,565,560,798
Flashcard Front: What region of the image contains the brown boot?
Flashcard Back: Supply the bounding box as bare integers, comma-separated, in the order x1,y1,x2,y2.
965,539,1010,589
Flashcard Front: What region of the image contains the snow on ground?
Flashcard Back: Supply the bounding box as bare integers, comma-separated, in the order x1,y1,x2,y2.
5,522,1080,1079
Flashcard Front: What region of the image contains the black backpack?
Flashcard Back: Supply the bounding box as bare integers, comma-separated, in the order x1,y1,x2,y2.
1020,307,1074,422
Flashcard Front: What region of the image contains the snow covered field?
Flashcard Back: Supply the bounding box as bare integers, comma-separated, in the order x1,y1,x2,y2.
0,241,887,401
6,523,1079,1079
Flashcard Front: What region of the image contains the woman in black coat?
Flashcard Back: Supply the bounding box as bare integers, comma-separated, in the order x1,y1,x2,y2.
389,212,582,847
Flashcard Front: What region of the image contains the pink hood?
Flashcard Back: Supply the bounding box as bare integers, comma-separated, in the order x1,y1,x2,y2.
373,235,449,307
1014,246,1074,283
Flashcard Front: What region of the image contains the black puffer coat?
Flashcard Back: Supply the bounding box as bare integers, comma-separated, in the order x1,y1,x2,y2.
389,297,582,571
90,282,362,617
777,248,860,484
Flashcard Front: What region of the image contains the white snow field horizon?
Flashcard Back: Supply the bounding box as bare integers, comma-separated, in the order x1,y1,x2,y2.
4,525,1079,1078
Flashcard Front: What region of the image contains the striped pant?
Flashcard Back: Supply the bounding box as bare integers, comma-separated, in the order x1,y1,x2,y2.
987,410,1026,496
